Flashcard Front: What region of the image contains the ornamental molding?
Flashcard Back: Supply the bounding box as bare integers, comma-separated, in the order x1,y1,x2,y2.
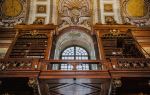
57,0,92,30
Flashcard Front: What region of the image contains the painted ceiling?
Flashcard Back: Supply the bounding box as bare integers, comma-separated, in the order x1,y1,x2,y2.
0,0,149,28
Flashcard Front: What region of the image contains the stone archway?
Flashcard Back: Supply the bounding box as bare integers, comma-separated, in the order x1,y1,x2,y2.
54,27,96,60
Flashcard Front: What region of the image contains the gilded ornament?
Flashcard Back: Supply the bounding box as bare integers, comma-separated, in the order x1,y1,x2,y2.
1,0,23,17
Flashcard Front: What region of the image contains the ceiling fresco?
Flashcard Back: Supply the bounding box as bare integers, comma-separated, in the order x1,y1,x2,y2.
57,0,92,30
122,0,150,27
0,0,149,28
0,0,30,28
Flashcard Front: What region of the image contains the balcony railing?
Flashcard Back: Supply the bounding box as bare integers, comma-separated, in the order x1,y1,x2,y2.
111,58,150,70
41,60,102,70
0,58,150,78
0,58,150,71
0,58,39,71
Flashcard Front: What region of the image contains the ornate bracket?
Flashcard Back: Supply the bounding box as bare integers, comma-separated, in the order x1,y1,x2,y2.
28,78,38,88
112,78,122,88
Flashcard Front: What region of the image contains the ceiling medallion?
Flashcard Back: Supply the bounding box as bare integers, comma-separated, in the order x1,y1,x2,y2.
125,0,148,18
122,0,150,26
1,0,23,17
0,0,29,27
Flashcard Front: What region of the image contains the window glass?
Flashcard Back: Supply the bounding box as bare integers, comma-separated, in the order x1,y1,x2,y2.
61,46,89,60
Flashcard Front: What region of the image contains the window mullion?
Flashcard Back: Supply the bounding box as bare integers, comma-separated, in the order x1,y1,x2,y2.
61,46,89,60
74,46,76,60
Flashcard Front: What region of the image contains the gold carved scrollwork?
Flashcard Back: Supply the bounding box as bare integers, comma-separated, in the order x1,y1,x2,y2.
28,78,38,88
1,0,23,17
109,29,120,36
122,0,150,26
0,0,29,27
58,0,92,29
126,0,147,17
113,79,122,88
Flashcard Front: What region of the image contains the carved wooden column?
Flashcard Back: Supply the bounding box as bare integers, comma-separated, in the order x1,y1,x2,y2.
28,78,41,95
96,31,105,60
45,31,53,60
38,80,49,95
110,58,118,69
110,78,122,95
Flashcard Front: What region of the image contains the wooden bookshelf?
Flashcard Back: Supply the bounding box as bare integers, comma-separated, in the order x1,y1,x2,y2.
9,34,48,58
101,34,144,58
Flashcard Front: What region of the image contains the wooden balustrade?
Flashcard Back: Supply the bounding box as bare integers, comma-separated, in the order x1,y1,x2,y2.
40,60,104,70
0,58,150,71
111,58,150,70
0,59,109,71
0,58,40,71
0,58,150,78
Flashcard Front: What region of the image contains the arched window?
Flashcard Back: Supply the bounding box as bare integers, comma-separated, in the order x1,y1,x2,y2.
61,46,89,60
54,46,92,70
51,29,98,70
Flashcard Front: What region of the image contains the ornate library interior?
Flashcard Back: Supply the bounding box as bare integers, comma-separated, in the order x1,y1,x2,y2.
0,0,150,95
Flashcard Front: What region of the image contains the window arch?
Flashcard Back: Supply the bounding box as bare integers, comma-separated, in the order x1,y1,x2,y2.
54,28,96,60
61,46,89,60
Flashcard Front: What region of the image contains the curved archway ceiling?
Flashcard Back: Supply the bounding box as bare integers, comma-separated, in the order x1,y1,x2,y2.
54,28,96,60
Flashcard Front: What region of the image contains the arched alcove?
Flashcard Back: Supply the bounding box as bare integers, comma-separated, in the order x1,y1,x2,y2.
54,27,96,60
